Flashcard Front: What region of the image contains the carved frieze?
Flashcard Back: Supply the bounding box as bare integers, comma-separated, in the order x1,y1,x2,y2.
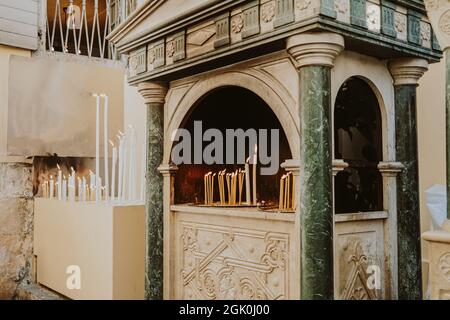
366,3,381,32
261,1,276,23
335,0,350,24
148,40,165,70
421,21,432,48
395,12,408,41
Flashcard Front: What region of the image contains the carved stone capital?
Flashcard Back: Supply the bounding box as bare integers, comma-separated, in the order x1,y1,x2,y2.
286,33,345,68
332,159,349,177
378,161,404,177
158,163,178,177
138,81,168,104
281,159,300,176
388,58,429,86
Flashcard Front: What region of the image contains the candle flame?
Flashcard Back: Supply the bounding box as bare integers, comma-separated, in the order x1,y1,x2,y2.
109,140,115,147
57,164,61,170
246,157,251,163
118,130,124,136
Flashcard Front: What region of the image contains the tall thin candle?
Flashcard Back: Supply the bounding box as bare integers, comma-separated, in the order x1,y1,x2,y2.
111,140,117,200
252,144,258,206
94,93,101,202
102,94,109,200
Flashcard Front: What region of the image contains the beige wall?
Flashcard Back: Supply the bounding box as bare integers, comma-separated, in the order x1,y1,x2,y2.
417,58,446,292
0,45,31,158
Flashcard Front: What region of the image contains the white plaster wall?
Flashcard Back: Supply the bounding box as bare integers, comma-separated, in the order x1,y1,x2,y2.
417,58,446,293
123,78,147,198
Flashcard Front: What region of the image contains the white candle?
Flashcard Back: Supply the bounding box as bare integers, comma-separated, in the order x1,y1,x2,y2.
57,164,62,200
94,93,101,202
69,167,76,201
62,176,67,201
89,170,95,201
140,142,146,202
82,177,87,202
111,140,117,200
122,132,129,202
49,176,54,199
118,134,124,202
97,176,102,202
245,158,251,205
102,94,109,200
77,177,82,201
252,144,258,205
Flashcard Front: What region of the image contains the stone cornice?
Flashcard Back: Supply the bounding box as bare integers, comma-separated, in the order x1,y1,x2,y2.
388,58,429,85
287,33,345,68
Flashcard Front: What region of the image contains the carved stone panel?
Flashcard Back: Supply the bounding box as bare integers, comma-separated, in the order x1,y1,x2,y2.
350,0,367,28
147,40,165,71
173,210,297,300
380,1,396,38
242,1,261,38
335,0,351,24
335,217,386,300
129,47,147,78
214,13,231,48
408,10,422,45
366,3,381,32
274,0,295,28
187,21,216,58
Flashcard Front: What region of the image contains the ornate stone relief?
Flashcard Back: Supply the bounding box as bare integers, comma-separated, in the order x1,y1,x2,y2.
424,0,440,10
439,252,450,282
167,41,175,58
261,2,276,23
340,241,378,300
296,0,311,10
421,22,432,48
179,223,290,300
231,14,244,34
439,10,450,36
366,4,381,32
395,12,407,41
335,0,349,14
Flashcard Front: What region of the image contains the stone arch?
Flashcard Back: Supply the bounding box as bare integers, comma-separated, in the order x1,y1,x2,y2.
163,70,299,163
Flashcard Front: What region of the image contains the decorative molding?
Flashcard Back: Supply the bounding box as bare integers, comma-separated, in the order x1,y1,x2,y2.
214,13,231,48
332,159,349,176
274,0,295,28
242,1,261,38
439,10,450,36
388,58,429,85
286,32,345,68
350,0,368,28
231,14,244,34
137,81,169,104
366,3,381,32
378,161,404,177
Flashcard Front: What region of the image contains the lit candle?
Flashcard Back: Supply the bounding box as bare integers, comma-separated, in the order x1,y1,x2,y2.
111,140,117,201
77,177,82,201
252,144,258,205
57,164,62,200
102,94,109,200
245,158,251,205
89,170,95,201
69,167,76,201
62,176,67,201
49,176,54,199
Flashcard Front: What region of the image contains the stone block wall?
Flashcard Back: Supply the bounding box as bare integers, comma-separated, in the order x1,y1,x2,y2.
0,161,33,299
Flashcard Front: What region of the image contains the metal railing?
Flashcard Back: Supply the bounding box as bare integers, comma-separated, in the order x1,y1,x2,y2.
45,0,137,60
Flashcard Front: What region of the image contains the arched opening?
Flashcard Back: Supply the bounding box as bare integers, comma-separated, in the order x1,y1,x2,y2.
172,86,292,205
334,77,383,214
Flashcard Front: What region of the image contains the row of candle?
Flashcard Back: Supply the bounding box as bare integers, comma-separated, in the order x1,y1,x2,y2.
279,172,296,212
203,145,258,206
40,93,146,203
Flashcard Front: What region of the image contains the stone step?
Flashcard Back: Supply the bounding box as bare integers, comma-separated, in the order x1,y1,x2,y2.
14,283,67,300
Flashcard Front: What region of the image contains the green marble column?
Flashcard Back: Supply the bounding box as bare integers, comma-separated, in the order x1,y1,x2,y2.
299,66,334,300
138,82,167,300
447,50,450,220
395,85,422,300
